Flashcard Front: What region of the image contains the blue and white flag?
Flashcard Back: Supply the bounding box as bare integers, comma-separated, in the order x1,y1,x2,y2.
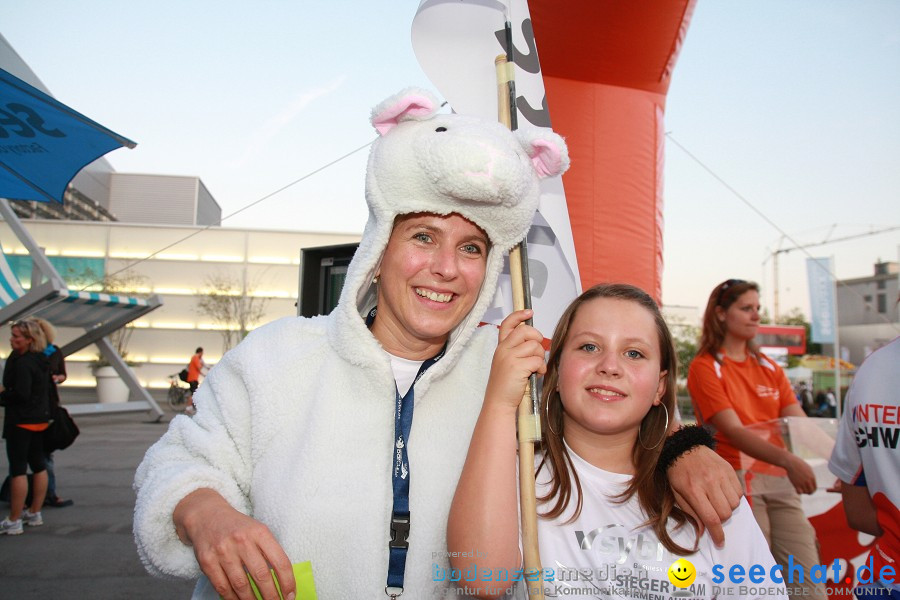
806,257,836,344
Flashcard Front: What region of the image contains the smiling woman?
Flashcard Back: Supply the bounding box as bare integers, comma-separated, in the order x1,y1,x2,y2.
132,87,570,599
371,213,489,360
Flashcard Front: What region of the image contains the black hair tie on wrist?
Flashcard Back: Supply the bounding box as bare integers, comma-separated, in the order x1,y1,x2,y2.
657,425,716,474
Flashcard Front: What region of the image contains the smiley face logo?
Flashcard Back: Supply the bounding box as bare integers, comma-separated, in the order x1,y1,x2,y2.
667,558,697,588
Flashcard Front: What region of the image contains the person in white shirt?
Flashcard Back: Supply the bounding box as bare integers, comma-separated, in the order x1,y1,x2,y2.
829,337,900,599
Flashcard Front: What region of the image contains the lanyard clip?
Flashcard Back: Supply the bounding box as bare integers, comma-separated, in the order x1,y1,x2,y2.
389,512,410,549
385,586,403,599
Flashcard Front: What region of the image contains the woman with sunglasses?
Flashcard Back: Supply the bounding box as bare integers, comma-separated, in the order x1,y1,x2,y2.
0,319,52,535
687,280,826,599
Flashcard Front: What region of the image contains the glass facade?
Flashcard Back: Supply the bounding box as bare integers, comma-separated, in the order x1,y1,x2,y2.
6,255,105,290
0,219,360,387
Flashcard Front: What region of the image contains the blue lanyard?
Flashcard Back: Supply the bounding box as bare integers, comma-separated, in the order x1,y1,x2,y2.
367,308,445,597
386,349,443,596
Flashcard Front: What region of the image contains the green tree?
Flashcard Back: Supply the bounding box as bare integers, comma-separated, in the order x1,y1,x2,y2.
778,307,821,363
195,273,269,352
664,315,700,420
85,268,152,369
664,315,700,383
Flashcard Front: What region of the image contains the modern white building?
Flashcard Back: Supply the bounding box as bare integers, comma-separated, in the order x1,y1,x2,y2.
2,31,366,397
109,173,221,227
836,260,900,364
0,216,360,389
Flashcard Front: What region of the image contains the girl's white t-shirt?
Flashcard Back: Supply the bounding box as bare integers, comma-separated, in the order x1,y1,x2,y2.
527,447,786,600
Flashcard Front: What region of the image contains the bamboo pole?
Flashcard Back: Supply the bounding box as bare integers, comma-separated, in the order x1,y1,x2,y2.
496,53,544,600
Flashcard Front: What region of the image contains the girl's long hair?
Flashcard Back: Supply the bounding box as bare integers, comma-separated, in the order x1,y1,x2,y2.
537,283,698,555
33,317,57,345
698,279,760,362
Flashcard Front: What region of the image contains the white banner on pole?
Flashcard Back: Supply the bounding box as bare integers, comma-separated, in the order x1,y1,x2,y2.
412,0,581,337
806,257,836,344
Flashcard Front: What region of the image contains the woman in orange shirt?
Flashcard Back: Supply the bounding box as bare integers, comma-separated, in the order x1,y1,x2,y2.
687,279,825,599
0,320,51,535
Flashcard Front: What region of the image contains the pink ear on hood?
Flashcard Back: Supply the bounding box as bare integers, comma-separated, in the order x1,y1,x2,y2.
517,129,570,179
370,89,440,136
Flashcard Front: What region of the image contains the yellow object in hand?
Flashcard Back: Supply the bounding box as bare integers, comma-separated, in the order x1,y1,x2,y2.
220,561,317,600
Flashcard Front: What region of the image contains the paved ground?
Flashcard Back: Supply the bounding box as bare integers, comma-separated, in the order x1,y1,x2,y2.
1,389,197,599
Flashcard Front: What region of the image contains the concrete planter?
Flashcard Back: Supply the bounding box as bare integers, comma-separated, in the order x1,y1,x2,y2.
95,366,130,403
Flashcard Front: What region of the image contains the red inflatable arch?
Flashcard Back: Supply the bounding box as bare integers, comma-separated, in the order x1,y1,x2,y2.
529,0,697,303
529,6,865,588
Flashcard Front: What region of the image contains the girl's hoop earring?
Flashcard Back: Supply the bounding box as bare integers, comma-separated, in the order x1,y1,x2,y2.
639,403,669,450
545,395,561,437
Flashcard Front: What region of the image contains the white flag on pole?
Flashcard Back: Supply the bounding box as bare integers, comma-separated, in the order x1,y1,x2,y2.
412,0,581,337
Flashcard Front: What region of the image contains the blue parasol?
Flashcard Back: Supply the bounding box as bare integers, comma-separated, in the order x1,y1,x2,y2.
0,66,135,203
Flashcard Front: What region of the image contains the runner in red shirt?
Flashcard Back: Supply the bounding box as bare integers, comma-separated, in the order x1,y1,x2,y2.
185,347,207,414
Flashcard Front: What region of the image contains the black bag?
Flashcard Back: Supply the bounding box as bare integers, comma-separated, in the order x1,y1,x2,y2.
178,368,189,382
44,405,80,453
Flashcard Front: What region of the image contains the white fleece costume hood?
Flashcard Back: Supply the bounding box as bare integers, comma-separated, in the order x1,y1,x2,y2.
334,87,568,368
133,88,568,599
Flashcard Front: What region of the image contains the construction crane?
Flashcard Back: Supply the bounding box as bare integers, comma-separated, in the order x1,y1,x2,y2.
766,225,900,320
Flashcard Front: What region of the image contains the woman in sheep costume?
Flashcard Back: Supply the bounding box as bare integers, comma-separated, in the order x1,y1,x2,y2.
134,88,738,600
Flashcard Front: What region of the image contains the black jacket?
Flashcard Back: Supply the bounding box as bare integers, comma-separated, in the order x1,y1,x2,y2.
2,350,51,432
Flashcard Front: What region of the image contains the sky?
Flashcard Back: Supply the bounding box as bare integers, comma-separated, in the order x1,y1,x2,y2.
3,1,899,321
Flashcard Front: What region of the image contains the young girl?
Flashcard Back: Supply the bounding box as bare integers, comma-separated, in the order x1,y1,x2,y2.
448,283,784,599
